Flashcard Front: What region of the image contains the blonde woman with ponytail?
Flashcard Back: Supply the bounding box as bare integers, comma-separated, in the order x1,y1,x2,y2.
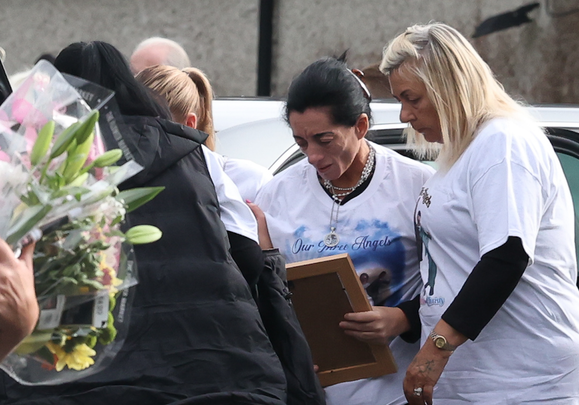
138,66,215,149
380,22,579,404
137,65,272,202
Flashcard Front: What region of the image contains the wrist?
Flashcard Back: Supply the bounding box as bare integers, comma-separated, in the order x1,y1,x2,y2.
429,319,468,355
375,306,412,337
429,329,457,352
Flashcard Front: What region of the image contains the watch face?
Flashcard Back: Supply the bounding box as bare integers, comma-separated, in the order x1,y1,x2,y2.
435,337,446,349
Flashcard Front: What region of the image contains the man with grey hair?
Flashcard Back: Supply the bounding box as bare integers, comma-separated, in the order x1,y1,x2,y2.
130,37,190,74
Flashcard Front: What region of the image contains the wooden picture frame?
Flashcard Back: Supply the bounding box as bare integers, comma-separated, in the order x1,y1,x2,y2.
286,253,397,387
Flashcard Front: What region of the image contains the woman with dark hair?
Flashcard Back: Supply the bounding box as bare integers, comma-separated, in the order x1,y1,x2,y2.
1,40,287,405
51,41,169,119
251,56,434,405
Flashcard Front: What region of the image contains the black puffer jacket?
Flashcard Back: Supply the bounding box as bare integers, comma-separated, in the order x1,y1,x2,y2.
0,116,287,405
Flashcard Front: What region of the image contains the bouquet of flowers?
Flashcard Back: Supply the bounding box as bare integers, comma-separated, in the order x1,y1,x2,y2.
0,60,162,385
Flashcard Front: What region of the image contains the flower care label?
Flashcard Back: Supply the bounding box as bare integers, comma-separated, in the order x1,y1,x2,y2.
37,295,66,330
37,292,110,329
92,291,110,329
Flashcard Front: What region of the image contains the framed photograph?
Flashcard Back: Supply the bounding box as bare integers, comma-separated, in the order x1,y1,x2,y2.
286,253,398,387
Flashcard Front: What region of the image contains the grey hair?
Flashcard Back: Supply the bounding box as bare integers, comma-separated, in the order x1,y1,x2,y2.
132,37,190,69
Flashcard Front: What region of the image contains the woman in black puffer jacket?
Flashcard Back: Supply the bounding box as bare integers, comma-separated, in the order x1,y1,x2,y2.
0,41,287,405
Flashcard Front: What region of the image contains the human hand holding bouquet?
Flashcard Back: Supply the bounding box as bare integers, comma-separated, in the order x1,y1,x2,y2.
0,61,162,384
0,237,38,363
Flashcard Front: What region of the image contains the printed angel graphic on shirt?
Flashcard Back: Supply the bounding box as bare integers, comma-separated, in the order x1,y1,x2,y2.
359,266,392,306
416,210,437,296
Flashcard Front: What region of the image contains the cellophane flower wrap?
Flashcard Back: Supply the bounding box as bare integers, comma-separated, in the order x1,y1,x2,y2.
0,61,163,385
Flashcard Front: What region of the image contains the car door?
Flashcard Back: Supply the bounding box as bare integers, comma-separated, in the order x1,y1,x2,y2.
547,128,579,287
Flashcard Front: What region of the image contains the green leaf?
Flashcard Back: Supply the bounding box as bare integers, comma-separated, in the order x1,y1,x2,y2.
62,263,81,277
98,313,117,344
81,187,115,206
46,172,65,190
86,335,98,349
30,121,55,166
52,185,90,199
125,225,162,245
110,214,124,227
59,276,79,286
6,204,52,246
20,186,41,206
80,279,105,290
109,293,117,311
116,187,165,213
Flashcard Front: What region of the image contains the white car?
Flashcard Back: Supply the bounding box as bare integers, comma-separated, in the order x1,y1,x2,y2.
214,97,579,172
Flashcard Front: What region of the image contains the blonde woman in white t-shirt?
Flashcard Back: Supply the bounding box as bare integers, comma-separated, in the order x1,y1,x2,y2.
381,22,579,404
136,64,272,203
251,55,434,405
136,65,265,278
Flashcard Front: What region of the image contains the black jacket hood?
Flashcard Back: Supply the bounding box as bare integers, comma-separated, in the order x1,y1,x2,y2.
119,115,209,187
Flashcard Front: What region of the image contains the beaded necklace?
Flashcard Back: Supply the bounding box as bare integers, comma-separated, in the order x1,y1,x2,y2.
322,142,375,247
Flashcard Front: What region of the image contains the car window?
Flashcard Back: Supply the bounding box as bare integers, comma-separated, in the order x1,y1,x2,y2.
557,152,579,280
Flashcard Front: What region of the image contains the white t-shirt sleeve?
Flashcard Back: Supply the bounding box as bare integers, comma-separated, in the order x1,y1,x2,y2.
201,146,259,243
470,160,543,260
467,124,546,261
222,157,273,202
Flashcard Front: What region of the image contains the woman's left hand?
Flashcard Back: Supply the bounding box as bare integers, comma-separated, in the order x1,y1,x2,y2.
403,340,450,405
404,320,467,405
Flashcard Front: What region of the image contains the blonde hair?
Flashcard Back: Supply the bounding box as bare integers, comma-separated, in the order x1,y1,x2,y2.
380,23,529,169
136,65,216,150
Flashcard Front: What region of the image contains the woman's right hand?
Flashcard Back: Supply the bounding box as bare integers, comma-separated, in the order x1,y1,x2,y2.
246,200,274,250
0,239,39,360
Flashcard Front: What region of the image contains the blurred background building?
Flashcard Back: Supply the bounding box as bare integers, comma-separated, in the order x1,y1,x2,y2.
1,0,578,103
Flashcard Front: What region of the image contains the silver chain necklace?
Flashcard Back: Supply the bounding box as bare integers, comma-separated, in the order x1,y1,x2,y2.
323,195,342,247
322,142,376,247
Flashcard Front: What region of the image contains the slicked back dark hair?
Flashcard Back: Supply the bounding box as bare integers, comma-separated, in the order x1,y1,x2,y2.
54,41,170,119
285,55,372,127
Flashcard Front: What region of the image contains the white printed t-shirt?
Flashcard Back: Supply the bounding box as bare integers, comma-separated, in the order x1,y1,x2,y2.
256,141,434,405
202,146,259,243
415,117,579,404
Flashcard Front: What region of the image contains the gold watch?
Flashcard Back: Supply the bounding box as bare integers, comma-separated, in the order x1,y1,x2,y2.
429,330,457,352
